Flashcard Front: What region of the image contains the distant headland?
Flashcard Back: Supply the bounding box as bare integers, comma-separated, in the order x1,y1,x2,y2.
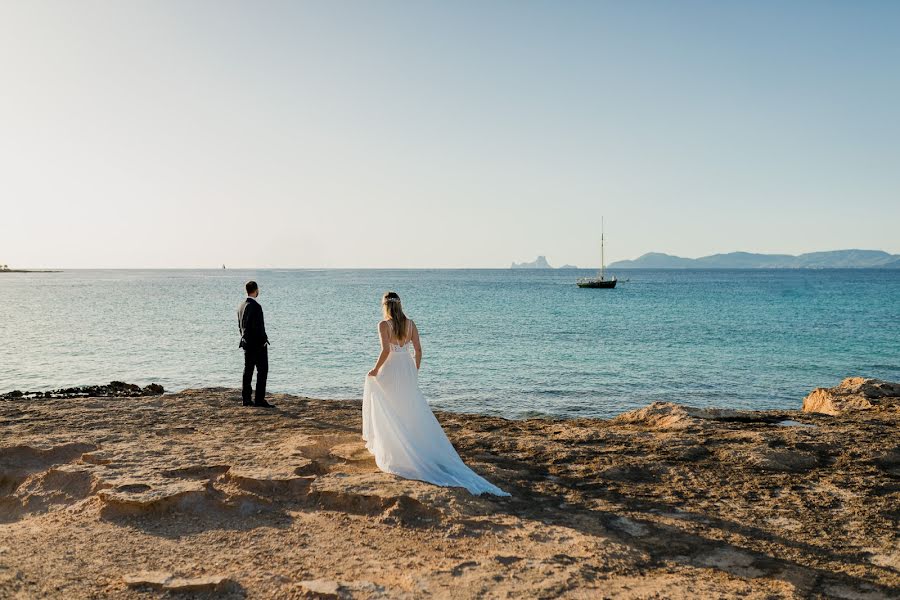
607,249,900,269
0,265,60,273
512,250,900,270
511,256,578,269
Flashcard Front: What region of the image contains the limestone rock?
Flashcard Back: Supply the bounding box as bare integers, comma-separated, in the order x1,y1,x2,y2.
297,578,345,598
124,571,233,592
874,446,900,477
123,571,173,588
225,468,313,497
748,448,818,472
311,473,444,525
610,516,649,537
802,377,900,415
693,547,764,578
99,480,210,515
613,402,777,430
164,575,234,592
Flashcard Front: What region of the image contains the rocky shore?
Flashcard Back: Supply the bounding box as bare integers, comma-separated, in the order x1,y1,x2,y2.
1,381,165,400
0,378,897,598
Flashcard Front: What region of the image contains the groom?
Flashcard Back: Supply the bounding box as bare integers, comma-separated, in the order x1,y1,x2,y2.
238,280,274,408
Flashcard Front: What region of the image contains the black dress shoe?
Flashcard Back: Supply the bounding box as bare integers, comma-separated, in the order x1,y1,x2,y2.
242,400,254,406
254,400,275,408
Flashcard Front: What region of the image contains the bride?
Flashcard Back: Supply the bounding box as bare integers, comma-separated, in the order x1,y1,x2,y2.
362,292,509,496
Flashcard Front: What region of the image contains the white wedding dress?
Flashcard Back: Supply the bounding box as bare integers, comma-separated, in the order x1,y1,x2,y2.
362,341,509,496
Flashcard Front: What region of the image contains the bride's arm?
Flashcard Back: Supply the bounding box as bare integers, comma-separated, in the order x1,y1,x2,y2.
411,321,422,370
367,321,392,377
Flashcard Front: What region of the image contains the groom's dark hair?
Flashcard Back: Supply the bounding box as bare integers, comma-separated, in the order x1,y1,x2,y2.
245,280,258,295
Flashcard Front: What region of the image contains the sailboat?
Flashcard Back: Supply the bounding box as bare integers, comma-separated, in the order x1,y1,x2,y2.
577,217,617,288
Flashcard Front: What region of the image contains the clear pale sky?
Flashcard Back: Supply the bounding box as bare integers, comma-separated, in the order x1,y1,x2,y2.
1,1,898,268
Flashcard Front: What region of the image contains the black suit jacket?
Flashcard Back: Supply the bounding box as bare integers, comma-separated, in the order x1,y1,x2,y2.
238,298,269,350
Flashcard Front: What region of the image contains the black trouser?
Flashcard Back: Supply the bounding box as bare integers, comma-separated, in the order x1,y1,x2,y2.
242,346,268,404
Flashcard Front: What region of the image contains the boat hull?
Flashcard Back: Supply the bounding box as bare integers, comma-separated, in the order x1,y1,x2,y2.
577,279,617,289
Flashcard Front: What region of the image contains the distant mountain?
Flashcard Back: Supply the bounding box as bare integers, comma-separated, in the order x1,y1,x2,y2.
608,249,900,269
510,256,581,269
606,252,697,269
790,250,900,268
511,256,552,269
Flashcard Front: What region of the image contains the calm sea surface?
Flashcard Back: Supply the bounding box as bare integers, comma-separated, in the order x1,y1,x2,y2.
1,269,898,418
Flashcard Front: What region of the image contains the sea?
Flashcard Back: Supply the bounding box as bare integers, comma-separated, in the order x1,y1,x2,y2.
1,268,898,419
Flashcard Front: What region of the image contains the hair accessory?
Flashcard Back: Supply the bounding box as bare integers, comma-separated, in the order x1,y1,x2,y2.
383,297,401,304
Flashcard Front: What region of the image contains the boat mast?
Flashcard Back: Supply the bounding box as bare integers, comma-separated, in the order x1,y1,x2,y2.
600,217,605,280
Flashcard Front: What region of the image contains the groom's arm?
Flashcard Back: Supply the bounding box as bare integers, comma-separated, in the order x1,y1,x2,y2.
258,306,269,345
238,305,247,347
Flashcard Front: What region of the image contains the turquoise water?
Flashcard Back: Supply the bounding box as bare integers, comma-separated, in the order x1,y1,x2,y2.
1,269,898,418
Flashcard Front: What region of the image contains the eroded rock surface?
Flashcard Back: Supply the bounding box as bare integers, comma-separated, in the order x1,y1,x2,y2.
0,384,897,598
803,377,900,415
123,571,234,592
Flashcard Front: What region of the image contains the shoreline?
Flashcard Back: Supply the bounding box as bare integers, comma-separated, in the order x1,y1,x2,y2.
0,378,887,419
1,379,897,597
0,382,805,421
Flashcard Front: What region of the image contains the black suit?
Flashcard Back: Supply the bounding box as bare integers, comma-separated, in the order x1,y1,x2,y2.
238,297,269,404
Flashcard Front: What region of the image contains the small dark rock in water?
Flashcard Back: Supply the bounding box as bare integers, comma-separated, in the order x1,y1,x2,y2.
143,383,165,395
0,381,165,400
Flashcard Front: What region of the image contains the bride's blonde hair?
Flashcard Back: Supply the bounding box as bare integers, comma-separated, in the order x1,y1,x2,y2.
382,291,408,342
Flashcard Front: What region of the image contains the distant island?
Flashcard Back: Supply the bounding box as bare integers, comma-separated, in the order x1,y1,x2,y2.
511,256,578,269
607,249,900,269
0,264,59,273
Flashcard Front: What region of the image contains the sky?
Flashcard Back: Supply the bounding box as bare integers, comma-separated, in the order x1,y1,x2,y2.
1,1,898,269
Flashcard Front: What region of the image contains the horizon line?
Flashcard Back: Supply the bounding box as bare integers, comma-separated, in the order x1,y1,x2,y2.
6,266,900,272
5,248,898,272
